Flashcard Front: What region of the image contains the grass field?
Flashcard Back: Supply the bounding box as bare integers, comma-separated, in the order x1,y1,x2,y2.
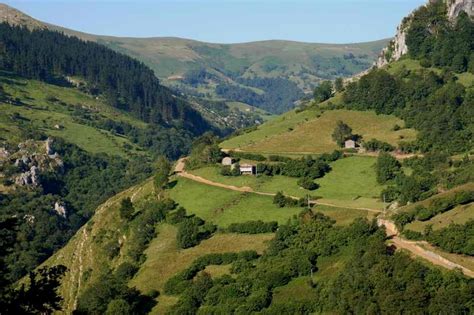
315,205,375,226
315,156,384,209
189,156,384,210
220,109,416,154
0,72,145,157
405,203,474,233
130,224,273,314
168,177,303,227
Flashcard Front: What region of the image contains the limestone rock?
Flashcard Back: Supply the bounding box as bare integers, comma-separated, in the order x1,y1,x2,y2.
376,0,474,68
448,0,474,20
54,201,67,218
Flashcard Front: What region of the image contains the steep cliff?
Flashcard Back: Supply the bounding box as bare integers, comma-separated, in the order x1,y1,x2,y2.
376,0,473,67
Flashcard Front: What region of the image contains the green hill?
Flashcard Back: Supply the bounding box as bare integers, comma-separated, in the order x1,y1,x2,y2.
0,4,389,113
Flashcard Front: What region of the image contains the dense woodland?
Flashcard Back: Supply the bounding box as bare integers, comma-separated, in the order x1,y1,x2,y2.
165,213,474,314
0,23,210,134
215,77,304,114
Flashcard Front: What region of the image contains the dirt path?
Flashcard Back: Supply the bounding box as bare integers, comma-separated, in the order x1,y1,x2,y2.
174,158,381,213
175,159,472,276
377,219,474,278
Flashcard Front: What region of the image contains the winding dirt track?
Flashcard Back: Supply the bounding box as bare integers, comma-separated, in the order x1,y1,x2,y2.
378,219,474,278
174,158,381,213
174,158,474,277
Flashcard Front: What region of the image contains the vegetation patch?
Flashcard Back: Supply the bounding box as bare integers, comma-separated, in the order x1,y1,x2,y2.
222,109,415,154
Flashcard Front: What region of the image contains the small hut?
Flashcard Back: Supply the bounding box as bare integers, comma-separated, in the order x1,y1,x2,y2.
222,157,234,166
240,164,256,175
344,139,356,149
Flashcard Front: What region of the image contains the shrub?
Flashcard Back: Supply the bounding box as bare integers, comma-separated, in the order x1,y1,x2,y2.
402,229,424,240
414,206,432,221
363,139,395,152
227,221,278,234
297,177,319,190
119,197,134,220
114,262,138,282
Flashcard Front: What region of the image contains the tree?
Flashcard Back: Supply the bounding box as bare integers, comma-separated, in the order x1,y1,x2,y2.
177,218,201,249
335,77,344,92
3,265,67,314
313,81,333,103
331,121,353,147
273,192,287,208
376,152,401,184
106,299,132,315
120,197,134,220
154,156,171,193
297,177,318,190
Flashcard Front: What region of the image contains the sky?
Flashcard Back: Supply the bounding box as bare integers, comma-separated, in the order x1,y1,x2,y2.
5,0,426,44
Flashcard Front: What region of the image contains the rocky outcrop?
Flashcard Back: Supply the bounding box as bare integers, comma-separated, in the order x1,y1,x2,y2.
447,0,474,20
3,138,63,188
54,201,67,218
15,165,39,187
376,0,474,67
376,23,409,67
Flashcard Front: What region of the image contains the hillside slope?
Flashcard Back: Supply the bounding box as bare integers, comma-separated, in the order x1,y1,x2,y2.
0,4,388,113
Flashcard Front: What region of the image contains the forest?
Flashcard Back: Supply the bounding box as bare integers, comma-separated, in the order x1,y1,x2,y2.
216,77,304,114
0,23,210,135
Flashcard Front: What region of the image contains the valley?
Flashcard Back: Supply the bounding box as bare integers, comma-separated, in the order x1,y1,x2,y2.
1,0,474,314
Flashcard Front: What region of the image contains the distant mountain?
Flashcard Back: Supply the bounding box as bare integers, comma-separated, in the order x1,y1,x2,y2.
0,4,389,113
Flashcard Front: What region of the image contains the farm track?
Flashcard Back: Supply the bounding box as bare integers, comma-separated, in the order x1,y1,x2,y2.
174,158,381,212
175,158,474,277
378,219,474,278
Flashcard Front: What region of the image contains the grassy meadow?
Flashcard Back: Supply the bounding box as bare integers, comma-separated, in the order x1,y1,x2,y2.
220,109,416,154
189,156,384,210
0,72,145,157
130,224,273,314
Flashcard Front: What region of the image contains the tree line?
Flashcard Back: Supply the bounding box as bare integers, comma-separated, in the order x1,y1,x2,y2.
0,23,210,135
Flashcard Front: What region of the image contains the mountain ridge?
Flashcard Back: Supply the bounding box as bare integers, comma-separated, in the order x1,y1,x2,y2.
0,3,389,113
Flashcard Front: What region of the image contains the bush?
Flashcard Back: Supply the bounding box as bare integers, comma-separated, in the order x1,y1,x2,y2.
119,197,134,221
414,206,432,221
227,221,278,234
402,229,424,240
363,139,395,152
297,177,319,190
273,192,300,208
176,217,216,249
392,211,416,230
114,262,138,282
376,153,401,184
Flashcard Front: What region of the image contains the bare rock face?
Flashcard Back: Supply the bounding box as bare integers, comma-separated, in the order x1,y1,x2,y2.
8,138,63,188
15,165,39,187
54,201,67,218
0,148,9,159
448,0,474,20
45,137,54,156
376,24,409,67
376,0,474,67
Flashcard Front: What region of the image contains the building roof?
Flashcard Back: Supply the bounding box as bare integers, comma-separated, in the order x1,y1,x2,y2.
240,164,255,168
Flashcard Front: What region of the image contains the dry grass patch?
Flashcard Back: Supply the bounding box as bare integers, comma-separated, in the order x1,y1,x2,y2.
222,109,416,155
130,224,273,294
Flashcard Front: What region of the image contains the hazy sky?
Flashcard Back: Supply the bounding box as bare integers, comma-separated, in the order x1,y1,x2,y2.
5,0,426,44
